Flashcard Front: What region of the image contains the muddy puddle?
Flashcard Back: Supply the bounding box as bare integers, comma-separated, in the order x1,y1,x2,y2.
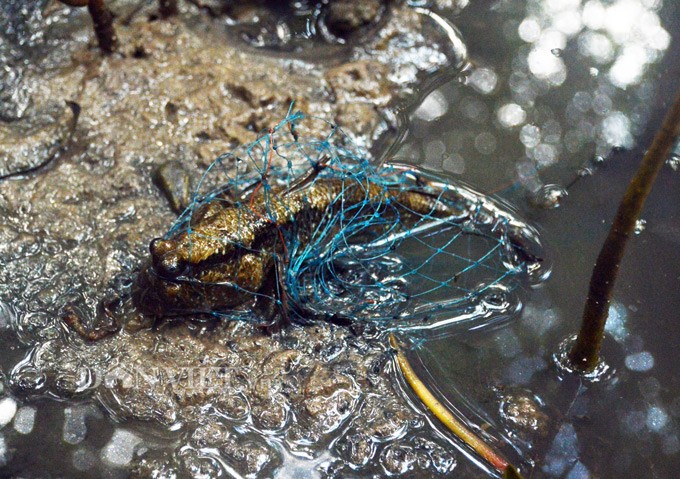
1,0,679,478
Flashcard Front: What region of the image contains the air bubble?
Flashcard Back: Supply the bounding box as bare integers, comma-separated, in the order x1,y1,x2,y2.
10,354,47,395
180,447,225,477
531,184,567,209
380,443,417,475
480,285,513,313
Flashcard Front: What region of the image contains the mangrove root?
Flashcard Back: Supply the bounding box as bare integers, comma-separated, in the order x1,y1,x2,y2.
567,88,680,373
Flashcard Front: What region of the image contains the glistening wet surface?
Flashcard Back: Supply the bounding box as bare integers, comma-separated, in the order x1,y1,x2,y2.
1,0,679,477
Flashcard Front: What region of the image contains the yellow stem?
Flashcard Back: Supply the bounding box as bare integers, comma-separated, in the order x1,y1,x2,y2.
389,333,519,475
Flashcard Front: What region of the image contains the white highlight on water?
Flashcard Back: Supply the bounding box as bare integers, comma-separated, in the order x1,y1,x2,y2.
566,461,591,479
414,90,449,122
0,397,17,429
63,406,89,444
604,302,629,343
625,351,654,372
73,447,98,471
0,434,7,467
497,103,527,128
468,67,498,95
646,406,669,432
101,429,142,467
12,406,36,435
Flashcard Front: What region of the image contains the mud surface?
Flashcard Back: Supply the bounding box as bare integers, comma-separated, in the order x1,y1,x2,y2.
0,2,473,477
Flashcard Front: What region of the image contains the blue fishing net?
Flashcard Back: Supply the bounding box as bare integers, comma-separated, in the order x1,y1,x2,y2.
164,108,545,329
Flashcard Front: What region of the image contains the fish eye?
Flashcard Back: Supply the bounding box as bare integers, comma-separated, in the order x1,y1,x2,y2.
156,252,188,279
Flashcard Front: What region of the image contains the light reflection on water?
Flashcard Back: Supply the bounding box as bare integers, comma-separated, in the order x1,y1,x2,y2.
400,0,679,477
401,0,674,198
0,0,677,477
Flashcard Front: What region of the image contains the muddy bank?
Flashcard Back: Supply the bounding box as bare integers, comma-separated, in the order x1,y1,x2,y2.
0,2,475,476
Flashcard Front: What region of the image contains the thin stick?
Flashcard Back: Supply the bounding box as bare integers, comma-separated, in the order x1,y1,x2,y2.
389,334,521,475
88,0,117,54
58,0,118,54
568,89,680,372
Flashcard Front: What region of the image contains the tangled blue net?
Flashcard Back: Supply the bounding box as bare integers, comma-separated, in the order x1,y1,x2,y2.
164,108,545,329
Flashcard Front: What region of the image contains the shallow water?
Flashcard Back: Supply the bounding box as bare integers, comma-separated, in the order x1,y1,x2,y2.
1,0,679,477
398,0,680,477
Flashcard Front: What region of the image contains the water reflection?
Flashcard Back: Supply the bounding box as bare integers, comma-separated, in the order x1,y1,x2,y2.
400,0,672,197
0,0,676,477
397,1,677,477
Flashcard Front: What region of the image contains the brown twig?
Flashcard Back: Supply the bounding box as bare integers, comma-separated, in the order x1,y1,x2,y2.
58,0,118,54
567,88,680,373
62,304,121,341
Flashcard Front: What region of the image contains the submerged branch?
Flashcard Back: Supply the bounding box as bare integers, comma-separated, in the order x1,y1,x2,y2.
568,89,680,373
389,334,524,478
